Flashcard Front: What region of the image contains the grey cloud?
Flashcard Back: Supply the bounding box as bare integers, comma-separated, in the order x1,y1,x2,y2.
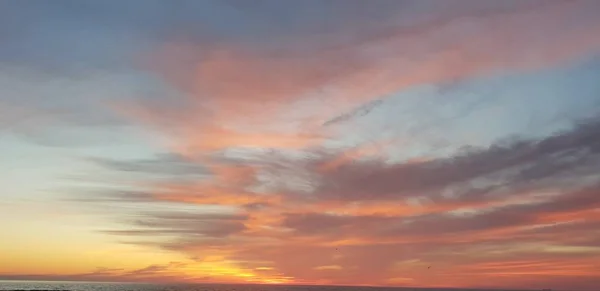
282,183,600,239
106,211,248,239
323,99,384,126
0,68,167,148
0,0,551,73
507,220,600,248
301,115,600,202
523,220,600,238
76,114,600,261
242,202,271,211
282,213,389,237
281,211,529,239
91,153,211,179
0,262,190,283
71,190,156,204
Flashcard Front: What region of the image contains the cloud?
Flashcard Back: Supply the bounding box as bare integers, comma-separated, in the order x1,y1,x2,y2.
102,210,249,244
145,0,600,130
74,111,600,287
323,99,384,126
0,67,161,148
106,1,600,195
90,153,212,180
5,0,600,150
0,262,191,283
3,1,544,74
5,0,600,288
280,183,600,241
291,115,600,203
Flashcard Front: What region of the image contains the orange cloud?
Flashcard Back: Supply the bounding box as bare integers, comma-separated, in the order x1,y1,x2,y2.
142,0,600,141
84,114,600,287
69,1,600,289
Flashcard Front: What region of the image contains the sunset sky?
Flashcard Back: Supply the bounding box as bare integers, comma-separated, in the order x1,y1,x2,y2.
1,1,600,290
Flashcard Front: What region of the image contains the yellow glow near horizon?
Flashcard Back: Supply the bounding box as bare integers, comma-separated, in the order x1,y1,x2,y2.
0,203,184,275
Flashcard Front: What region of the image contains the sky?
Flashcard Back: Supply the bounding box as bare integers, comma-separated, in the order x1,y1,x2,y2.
1,0,600,290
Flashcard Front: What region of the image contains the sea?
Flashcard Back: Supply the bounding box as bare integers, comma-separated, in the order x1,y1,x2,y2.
0,281,535,291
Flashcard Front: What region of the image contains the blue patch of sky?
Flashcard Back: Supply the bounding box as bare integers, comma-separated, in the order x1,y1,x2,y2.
331,54,600,162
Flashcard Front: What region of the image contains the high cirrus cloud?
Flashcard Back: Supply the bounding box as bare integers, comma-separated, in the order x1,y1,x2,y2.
114,0,600,161
147,0,600,123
